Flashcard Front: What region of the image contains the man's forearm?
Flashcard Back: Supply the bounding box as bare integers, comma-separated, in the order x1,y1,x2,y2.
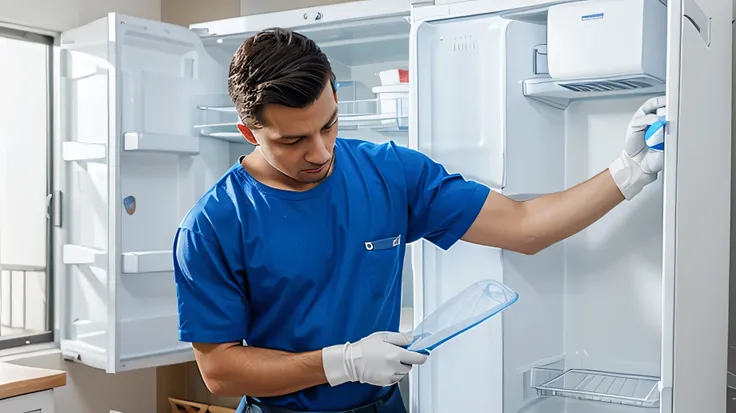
195,343,328,398
520,169,625,252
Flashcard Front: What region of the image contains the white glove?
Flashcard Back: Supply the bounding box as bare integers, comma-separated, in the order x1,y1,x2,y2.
609,96,667,200
322,331,428,387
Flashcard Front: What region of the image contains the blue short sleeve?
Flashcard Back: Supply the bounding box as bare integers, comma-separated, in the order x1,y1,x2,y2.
173,227,250,343
395,145,490,250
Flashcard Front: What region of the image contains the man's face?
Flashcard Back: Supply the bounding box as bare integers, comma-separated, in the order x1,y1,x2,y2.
239,83,339,186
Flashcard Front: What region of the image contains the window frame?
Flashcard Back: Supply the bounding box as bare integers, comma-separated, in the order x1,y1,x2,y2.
0,24,56,351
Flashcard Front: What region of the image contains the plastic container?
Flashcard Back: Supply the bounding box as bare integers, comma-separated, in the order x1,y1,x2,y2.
407,279,518,353
372,84,409,115
335,80,372,102
378,69,409,85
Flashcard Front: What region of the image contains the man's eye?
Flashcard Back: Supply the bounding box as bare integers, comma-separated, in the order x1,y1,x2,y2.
285,138,302,145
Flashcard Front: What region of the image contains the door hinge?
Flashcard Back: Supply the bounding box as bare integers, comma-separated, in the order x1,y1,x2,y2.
61,349,80,362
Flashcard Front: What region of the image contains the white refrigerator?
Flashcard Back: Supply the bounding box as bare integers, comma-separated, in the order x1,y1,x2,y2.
52,0,731,413
54,0,415,372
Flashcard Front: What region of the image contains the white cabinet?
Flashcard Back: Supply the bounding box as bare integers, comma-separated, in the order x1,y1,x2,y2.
0,363,64,413
0,390,54,413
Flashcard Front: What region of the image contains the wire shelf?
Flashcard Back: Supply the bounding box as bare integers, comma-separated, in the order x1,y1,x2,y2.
195,97,409,138
534,368,660,408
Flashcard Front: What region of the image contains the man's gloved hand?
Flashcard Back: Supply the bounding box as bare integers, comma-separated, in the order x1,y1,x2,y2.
322,331,428,387
609,96,667,200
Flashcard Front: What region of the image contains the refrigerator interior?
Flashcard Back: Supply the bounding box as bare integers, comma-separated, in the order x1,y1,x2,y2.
57,12,414,370
196,11,416,312
412,5,664,413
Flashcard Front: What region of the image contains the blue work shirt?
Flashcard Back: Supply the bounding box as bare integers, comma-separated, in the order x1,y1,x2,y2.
173,138,490,411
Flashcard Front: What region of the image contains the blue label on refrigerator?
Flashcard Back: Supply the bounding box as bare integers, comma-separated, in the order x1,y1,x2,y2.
581,12,604,21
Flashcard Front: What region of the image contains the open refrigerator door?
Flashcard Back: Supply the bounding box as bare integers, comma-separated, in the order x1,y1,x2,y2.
56,12,224,373
409,0,731,412
55,1,417,375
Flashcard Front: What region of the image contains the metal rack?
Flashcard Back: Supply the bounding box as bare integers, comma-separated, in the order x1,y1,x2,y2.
533,368,661,408
195,97,409,141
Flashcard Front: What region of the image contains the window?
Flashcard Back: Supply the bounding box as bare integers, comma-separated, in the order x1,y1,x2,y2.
0,26,54,350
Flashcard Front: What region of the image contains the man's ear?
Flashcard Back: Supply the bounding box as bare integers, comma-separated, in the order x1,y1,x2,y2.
237,123,258,146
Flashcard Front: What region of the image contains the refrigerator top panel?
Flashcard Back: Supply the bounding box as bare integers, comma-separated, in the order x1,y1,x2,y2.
189,0,411,42
407,279,518,353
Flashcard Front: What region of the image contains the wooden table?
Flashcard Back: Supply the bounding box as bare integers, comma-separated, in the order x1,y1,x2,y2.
0,362,66,413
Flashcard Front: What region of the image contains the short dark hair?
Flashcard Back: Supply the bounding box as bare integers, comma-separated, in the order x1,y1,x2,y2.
228,28,335,129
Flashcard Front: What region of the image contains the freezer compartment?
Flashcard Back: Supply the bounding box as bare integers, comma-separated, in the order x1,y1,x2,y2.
531,368,660,408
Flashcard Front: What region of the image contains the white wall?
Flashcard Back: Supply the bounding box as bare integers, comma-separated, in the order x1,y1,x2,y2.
161,0,239,27
0,0,160,32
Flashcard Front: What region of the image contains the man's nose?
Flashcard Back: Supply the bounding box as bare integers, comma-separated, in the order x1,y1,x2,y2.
306,136,331,165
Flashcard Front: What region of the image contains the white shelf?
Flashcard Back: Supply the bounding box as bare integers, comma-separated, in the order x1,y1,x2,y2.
197,105,235,113
522,75,666,110
62,244,107,267
123,133,199,155
532,368,661,408
196,98,410,138
62,142,106,162
193,122,246,143
121,250,173,274
194,105,246,143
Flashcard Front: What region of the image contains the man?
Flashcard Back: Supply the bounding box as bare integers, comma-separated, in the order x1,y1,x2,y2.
172,28,665,413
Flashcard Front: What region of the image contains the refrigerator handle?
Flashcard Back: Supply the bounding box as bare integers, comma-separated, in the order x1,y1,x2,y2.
51,191,62,228
683,0,712,46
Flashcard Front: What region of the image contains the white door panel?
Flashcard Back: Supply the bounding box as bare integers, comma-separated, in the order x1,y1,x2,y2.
57,13,229,373
663,0,732,412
